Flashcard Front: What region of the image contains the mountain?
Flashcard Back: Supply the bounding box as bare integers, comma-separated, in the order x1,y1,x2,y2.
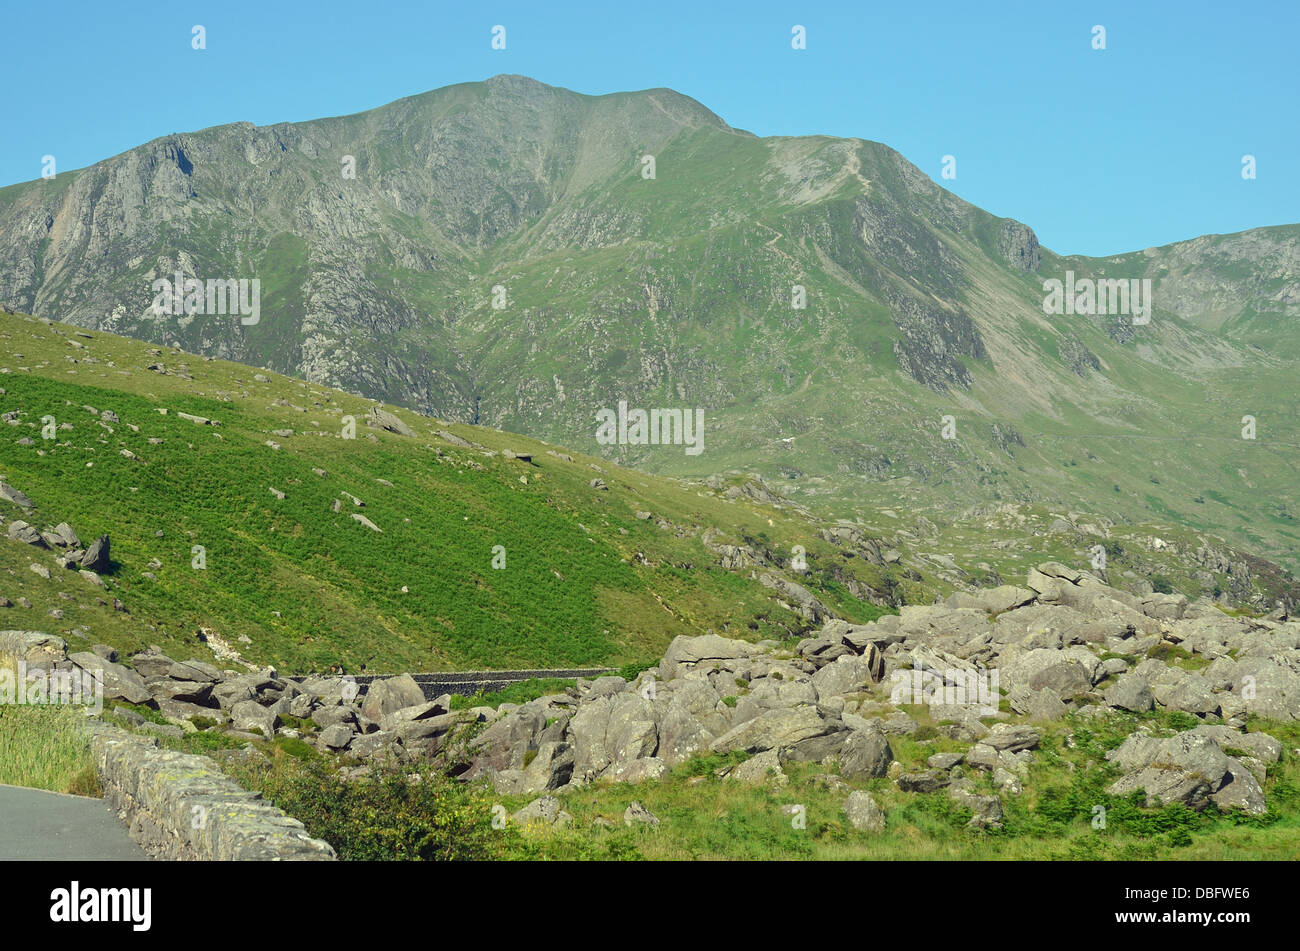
2,74,1298,575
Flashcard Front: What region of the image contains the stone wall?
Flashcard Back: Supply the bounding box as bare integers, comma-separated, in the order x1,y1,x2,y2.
86,721,336,861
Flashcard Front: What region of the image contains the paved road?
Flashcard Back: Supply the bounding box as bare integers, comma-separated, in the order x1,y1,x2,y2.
0,784,147,861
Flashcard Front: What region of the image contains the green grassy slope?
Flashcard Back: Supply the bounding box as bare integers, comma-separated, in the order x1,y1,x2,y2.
0,312,899,673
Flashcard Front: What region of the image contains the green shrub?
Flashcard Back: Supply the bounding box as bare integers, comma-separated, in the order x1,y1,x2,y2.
230,751,503,860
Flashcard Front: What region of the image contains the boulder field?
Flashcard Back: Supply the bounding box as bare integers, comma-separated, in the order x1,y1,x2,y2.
7,562,1295,829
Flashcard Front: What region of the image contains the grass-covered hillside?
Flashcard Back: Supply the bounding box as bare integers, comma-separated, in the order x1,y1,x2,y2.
0,312,902,673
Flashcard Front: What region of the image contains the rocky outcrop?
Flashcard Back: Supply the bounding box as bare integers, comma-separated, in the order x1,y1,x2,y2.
16,559,1292,829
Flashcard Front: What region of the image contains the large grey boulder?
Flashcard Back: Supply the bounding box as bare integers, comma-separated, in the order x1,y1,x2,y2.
708,705,829,755
838,727,893,779
394,711,459,744
949,785,1004,827
569,693,658,784
1141,593,1188,620
128,649,177,680
659,634,759,680
167,660,222,683
1151,670,1219,716
379,698,450,732
513,795,570,827
7,521,47,547
68,651,152,705
623,801,659,826
368,406,416,437
727,749,787,786
1106,731,1232,810
656,681,726,766
311,703,359,730
843,791,886,832
980,723,1040,753
0,630,67,668
780,730,849,764
519,741,575,794
80,535,110,572
0,482,35,509
464,708,545,777
319,723,356,751
1209,759,1267,814
230,699,280,738
811,653,878,700
146,677,214,706
1104,673,1154,712
946,585,1035,615
360,674,426,722
1003,648,1093,699
1229,658,1300,720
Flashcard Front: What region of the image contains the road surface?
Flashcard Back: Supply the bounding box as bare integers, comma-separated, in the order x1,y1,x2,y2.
0,784,146,861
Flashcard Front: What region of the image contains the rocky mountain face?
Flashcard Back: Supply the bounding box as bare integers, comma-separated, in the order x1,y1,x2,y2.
2,75,1299,570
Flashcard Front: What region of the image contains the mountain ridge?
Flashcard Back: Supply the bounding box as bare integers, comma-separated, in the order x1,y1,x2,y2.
2,74,1297,574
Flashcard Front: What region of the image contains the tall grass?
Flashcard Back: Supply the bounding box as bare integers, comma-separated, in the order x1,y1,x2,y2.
0,654,100,796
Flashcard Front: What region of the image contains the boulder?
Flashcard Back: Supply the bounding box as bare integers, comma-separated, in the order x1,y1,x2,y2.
0,630,67,668
949,786,1004,827
1106,731,1232,810
1104,673,1154,712
380,698,450,732
1151,671,1219,716
319,723,356,751
80,535,110,572
368,406,415,437
7,521,47,547
659,633,759,680
727,749,787,786
360,674,426,722
167,660,222,683
656,682,725,766
0,483,35,509
623,801,659,827
519,741,575,793
811,653,878,700
513,796,570,827
897,769,950,793
708,705,829,755
843,791,886,832
927,752,964,770
838,728,893,779
68,651,152,705
1003,648,1092,699
128,650,178,680
1209,759,1267,815
606,757,668,785
980,723,1040,753
230,699,280,738
146,678,214,706
780,731,848,764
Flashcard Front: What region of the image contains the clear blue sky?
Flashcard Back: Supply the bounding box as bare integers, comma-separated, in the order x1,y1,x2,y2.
3,0,1295,256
